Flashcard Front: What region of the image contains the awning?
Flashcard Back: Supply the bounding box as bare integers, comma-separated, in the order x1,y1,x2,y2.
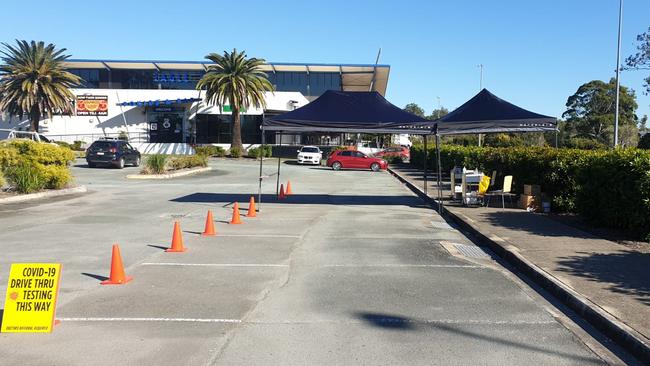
263,90,435,134
436,89,557,135
116,98,202,107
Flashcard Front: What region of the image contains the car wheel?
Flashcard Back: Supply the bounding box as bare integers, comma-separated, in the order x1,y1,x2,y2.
370,163,380,172
133,156,141,167
332,161,342,171
116,158,125,169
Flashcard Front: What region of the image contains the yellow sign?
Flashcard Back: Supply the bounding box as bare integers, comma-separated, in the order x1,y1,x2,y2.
2,263,61,333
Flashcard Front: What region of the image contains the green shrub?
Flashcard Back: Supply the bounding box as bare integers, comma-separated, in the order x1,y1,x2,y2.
144,154,168,174
2,140,74,167
229,147,242,158
0,170,5,188
71,140,85,151
262,145,273,157
195,145,225,157
5,163,45,193
118,130,129,141
247,145,272,158
565,137,607,150
54,141,72,149
0,140,74,192
410,144,650,240
168,155,208,170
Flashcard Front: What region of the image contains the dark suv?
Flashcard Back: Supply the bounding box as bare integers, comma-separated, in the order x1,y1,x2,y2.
86,139,141,169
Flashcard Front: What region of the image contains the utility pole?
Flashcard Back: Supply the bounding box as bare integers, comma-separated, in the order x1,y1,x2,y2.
614,0,623,147
478,64,484,147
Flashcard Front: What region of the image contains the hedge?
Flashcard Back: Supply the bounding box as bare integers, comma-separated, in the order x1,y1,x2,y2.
411,144,650,240
0,140,75,193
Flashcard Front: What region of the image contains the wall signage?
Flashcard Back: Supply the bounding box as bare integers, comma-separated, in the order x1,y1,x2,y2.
76,95,108,116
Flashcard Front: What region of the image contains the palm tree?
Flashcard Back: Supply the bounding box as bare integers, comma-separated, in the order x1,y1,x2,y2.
0,40,81,132
197,49,273,151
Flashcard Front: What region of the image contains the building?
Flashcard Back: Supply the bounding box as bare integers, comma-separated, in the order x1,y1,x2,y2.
0,59,390,149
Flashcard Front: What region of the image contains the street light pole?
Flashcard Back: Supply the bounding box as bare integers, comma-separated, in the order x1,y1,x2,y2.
614,0,623,148
478,64,484,147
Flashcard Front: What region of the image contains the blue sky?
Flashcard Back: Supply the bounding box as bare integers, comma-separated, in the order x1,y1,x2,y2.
1,0,649,119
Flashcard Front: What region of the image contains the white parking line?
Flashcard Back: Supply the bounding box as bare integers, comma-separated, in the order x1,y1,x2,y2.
58,317,241,323
215,234,301,238
141,263,289,267
321,264,483,268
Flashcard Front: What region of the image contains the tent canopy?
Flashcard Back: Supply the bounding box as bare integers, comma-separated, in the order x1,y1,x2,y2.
263,90,435,134
436,89,557,135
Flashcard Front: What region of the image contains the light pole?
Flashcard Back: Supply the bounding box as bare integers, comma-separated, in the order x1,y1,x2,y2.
614,0,623,147
478,64,484,146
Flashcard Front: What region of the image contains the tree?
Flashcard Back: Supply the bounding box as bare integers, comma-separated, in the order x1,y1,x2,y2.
196,49,273,150
562,78,638,145
0,40,80,132
428,107,449,120
403,103,425,117
626,27,650,95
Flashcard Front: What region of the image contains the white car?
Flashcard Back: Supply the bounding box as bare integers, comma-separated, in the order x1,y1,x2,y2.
0,129,53,144
296,146,322,165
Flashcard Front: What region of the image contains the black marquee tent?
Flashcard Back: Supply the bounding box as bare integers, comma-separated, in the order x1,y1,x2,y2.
263,90,434,134
436,89,557,135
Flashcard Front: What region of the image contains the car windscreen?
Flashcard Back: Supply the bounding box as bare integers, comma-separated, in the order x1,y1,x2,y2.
89,141,115,151
301,147,319,153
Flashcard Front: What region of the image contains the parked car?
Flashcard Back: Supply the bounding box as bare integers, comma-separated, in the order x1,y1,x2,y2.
0,128,54,144
374,146,410,162
86,138,141,169
326,150,388,172
296,146,323,165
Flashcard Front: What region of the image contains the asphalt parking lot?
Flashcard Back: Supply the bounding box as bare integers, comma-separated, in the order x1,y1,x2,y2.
0,158,606,365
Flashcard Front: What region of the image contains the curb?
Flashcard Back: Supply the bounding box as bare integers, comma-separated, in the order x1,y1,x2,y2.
126,167,212,179
0,185,87,204
388,167,650,364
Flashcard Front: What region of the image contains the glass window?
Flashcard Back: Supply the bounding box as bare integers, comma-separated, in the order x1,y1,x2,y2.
353,151,366,158
340,151,352,157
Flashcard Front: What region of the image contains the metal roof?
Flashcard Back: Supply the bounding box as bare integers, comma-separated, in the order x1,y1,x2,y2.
64,59,390,95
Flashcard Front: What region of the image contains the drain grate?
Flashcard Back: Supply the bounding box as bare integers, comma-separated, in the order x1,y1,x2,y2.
453,244,491,258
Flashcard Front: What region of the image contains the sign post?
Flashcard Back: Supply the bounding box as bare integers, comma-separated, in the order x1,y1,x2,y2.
1,263,62,333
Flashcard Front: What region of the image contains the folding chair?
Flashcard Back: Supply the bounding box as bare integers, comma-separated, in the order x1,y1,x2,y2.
485,175,516,208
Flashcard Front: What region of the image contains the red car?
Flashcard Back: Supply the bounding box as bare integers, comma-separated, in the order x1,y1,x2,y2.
373,146,410,162
326,150,388,171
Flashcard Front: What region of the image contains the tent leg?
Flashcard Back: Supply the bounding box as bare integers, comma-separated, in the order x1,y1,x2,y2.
423,135,428,195
436,134,443,214
276,132,282,196
555,131,558,148
258,126,265,211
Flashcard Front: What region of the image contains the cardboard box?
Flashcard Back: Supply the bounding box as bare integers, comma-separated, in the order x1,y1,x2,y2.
524,184,541,196
519,194,541,212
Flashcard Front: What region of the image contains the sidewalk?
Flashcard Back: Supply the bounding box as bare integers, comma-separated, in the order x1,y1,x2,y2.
390,165,650,361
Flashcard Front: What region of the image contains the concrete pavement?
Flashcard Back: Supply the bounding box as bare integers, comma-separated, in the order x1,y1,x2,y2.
0,159,608,365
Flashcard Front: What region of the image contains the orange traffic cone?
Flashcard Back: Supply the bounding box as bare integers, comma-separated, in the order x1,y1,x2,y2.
101,244,133,285
202,210,216,236
166,221,186,252
247,196,257,217
230,202,242,224
279,184,286,199
286,181,293,195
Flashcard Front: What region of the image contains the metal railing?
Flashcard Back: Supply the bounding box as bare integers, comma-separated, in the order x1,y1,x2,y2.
44,132,150,145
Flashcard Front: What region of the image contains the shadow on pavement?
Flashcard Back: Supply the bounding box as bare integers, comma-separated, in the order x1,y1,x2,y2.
81,272,109,282
556,250,650,306
355,311,602,364
476,210,596,239
171,193,427,207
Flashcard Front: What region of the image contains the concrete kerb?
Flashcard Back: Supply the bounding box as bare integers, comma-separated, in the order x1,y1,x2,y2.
0,185,87,204
126,167,212,179
387,167,650,364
